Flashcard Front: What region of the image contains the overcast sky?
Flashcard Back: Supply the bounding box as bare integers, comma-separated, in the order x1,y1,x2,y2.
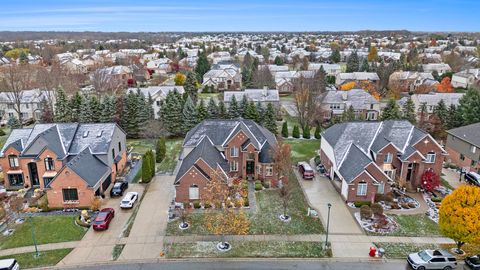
1,0,478,32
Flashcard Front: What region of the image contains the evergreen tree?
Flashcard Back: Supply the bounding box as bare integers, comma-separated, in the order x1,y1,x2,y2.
79,96,92,123
381,99,402,120
263,103,277,134
240,95,248,117
136,89,150,123
184,71,199,103
218,100,227,119
281,121,289,138
195,51,210,82
360,58,370,72
147,93,155,120
7,116,21,129
330,49,341,63
54,87,70,123
418,102,428,130
156,137,166,163
141,153,152,183
292,125,300,138
274,56,284,65
89,95,101,123
256,102,265,125
100,96,116,123
402,97,417,124
342,105,356,122
148,150,155,177
182,95,199,134
69,92,83,122
160,90,184,136
197,98,208,121
303,125,311,139
244,101,260,122
434,99,449,125
456,88,480,126
40,98,54,124
228,95,241,118
346,51,360,72
122,92,141,138
314,126,321,139
206,98,219,118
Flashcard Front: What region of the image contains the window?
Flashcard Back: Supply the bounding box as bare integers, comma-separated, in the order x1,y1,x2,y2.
430,258,446,263
230,147,239,157
370,104,374,110
25,103,29,109
8,155,19,168
7,103,14,109
357,182,367,196
189,185,199,200
118,142,122,152
377,182,385,194
43,177,54,187
383,153,393,164
62,188,79,201
8,112,14,118
156,100,160,106
471,145,477,153
8,173,24,186
44,158,55,171
112,148,115,159
266,166,273,176
460,154,465,161
247,153,255,160
329,104,341,110
426,152,436,163
384,170,395,180
471,160,477,167
230,161,238,172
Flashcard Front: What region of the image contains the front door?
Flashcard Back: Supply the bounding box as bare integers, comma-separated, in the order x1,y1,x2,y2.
406,163,416,182
28,162,39,187
246,161,255,175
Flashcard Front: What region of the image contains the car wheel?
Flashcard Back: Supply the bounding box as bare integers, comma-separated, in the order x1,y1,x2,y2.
443,267,452,270
417,267,425,270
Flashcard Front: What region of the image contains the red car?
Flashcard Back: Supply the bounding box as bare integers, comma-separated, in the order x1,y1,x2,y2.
92,208,115,231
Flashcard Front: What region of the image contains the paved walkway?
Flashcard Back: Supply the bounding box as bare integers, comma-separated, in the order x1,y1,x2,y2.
0,241,80,257
117,175,175,261
441,168,462,189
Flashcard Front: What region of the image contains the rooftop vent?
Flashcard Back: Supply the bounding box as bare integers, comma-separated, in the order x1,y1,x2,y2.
83,131,89,138
97,130,103,137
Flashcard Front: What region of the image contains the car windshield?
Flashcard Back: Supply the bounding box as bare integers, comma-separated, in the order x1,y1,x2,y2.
418,251,432,262
121,200,130,204
114,183,122,188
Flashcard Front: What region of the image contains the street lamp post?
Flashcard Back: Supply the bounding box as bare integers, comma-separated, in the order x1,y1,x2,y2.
29,212,39,258
325,203,332,250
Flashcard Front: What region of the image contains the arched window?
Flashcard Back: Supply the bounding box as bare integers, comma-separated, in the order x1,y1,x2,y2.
189,184,199,200
8,155,19,168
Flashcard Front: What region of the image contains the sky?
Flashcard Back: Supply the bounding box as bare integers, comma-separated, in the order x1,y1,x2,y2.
0,0,478,32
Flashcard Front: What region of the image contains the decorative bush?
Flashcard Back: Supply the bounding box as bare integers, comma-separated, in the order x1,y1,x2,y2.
292,125,300,138
354,201,371,208
90,198,101,211
360,205,373,220
371,203,384,216
193,201,201,209
302,125,311,139
281,121,289,138
204,202,212,209
314,126,321,139
243,199,249,207
431,196,443,203
262,181,270,189
234,199,243,208
384,192,394,203
314,155,321,165
255,182,263,191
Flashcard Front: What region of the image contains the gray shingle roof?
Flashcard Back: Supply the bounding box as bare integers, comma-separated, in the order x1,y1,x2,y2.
338,144,372,183
62,147,110,188
447,122,480,147
68,123,116,154
319,89,379,110
0,129,32,155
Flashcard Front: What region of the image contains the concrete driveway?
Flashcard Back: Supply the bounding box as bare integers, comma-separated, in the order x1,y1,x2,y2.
58,184,145,265
117,174,175,261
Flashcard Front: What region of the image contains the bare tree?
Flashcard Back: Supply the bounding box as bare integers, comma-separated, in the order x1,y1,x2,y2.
252,66,275,89
271,140,292,187
91,68,123,96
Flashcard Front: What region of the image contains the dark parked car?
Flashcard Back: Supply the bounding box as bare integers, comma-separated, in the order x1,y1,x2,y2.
298,161,314,180
92,208,115,231
466,254,480,270
465,172,480,187
110,181,128,197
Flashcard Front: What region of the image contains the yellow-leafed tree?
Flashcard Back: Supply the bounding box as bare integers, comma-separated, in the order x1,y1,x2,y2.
174,72,186,86
439,185,480,253
368,46,378,62
340,81,356,91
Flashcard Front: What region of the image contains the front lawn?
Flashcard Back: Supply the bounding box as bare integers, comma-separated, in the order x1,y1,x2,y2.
166,172,324,235
127,138,183,174
373,242,437,259
0,248,73,269
0,216,87,249
126,139,155,155
367,214,440,237
165,241,329,258
284,139,320,164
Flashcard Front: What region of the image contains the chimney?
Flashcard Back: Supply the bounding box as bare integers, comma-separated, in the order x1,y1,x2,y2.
341,92,348,101
263,85,268,97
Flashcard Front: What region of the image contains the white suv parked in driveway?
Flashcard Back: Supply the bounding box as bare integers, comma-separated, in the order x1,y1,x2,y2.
407,249,457,270
120,192,138,209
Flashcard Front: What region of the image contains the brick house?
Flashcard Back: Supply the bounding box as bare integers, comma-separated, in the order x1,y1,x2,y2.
202,63,242,91
317,89,380,122
0,123,127,208
445,123,480,173
174,119,280,202
320,120,446,202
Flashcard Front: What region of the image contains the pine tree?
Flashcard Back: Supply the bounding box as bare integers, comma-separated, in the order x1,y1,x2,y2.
197,98,208,121
402,97,416,124
156,137,166,163
314,126,321,139
346,51,360,72
263,103,277,135
182,95,199,134
274,56,284,65
79,96,92,123
244,101,260,122
418,102,428,130
147,93,155,120
89,95,101,123
184,71,199,103
342,105,356,122
7,116,21,129
195,51,210,82
303,125,311,139
40,98,54,124
360,58,370,72
456,88,480,126
100,96,116,123
446,104,462,129
122,92,141,138
54,87,71,123
207,98,219,118
281,121,289,138
256,102,265,125
330,49,341,63
292,125,300,138
434,99,449,125
160,90,184,136
228,95,241,118
69,92,83,122
381,99,402,120
240,94,248,117
136,89,150,123
141,153,152,183
218,100,227,119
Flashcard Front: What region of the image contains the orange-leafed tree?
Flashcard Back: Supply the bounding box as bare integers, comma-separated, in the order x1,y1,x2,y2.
437,77,454,93
439,185,480,253
340,81,356,91
271,140,292,187
203,169,250,250
368,46,378,62
174,72,186,86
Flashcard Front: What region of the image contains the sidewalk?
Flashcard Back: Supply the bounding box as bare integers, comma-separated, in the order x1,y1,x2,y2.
441,168,462,189
0,241,79,257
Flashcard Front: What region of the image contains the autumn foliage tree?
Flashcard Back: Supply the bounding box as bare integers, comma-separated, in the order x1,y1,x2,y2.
420,169,440,192
436,77,454,93
439,185,480,253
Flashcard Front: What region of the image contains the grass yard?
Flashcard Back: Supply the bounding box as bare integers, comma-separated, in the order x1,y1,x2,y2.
441,177,455,190
127,138,155,155
166,172,324,236
127,138,183,174
0,216,87,249
0,248,73,269
0,127,11,149
165,241,329,258
368,214,440,237
373,242,437,259
284,139,320,164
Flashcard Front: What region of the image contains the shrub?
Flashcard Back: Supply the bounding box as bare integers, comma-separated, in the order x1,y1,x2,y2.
360,205,373,220
292,125,300,138
374,193,385,202
255,182,263,191
193,201,201,209
371,203,384,216
38,196,49,212
354,201,371,208
314,155,321,165
431,196,443,203
156,137,166,163
384,192,394,203
262,181,270,189
244,199,249,207
234,199,243,208
314,126,321,139
204,202,212,209
281,121,289,138
303,125,311,139
0,129,6,136
90,198,101,211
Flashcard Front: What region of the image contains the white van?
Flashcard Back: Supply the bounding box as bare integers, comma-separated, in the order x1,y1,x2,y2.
0,259,19,270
